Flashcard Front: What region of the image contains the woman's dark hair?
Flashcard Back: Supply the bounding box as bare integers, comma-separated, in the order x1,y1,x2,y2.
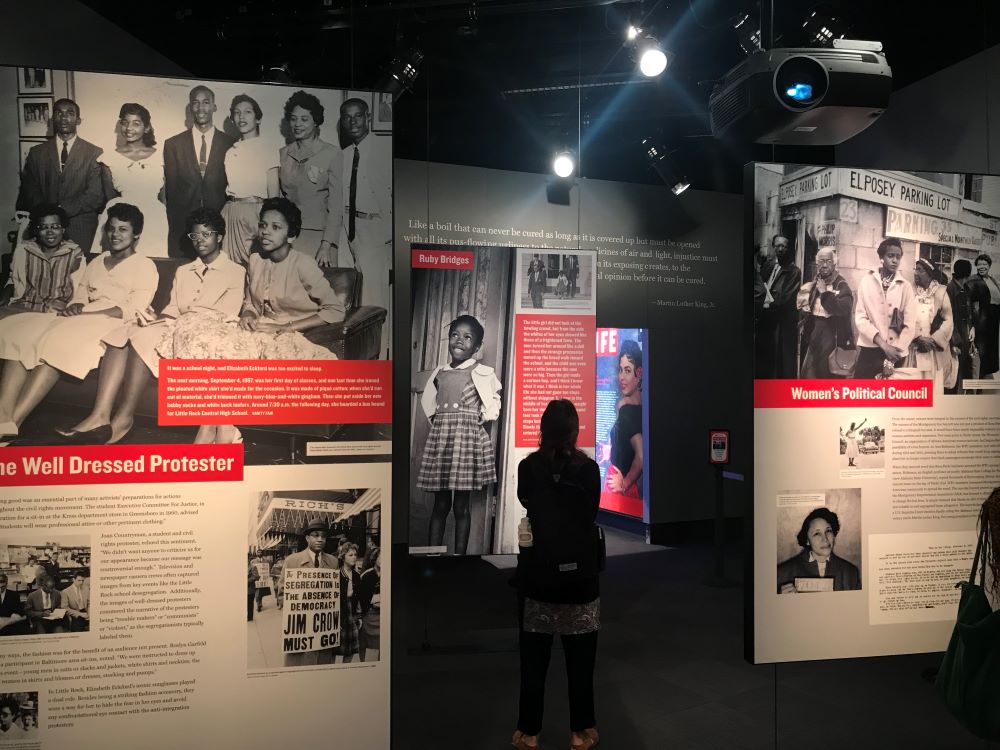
230,93,263,122
186,206,225,235
448,314,485,348
283,90,324,126
106,202,144,236
976,253,993,267
538,399,582,465
876,238,902,258
796,507,841,548
259,197,302,239
619,339,643,372
118,102,156,146
28,203,69,238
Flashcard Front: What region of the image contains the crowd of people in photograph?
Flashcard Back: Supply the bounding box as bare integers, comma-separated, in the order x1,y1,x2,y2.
0,555,90,636
0,694,37,741
0,83,388,444
754,232,1000,391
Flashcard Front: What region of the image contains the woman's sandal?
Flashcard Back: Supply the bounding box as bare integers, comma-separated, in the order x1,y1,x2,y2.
570,728,599,749
512,730,539,749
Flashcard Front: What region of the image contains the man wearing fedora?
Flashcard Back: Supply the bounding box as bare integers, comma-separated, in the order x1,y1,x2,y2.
281,515,337,666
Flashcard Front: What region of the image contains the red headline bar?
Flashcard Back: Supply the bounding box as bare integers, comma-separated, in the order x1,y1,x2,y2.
754,379,934,408
0,444,243,487
411,248,475,270
158,359,391,425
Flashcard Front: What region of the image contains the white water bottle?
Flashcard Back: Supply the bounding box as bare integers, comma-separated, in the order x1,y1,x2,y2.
518,516,533,547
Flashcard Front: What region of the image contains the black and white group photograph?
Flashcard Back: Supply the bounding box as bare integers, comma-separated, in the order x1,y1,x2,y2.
247,488,382,671
0,692,39,743
517,249,595,312
838,417,885,471
776,489,862,594
752,164,1000,394
0,535,91,637
0,67,393,464
409,246,512,556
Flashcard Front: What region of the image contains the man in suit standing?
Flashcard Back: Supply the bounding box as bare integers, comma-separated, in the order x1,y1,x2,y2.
280,515,338,666
25,574,66,634
340,98,391,319
0,573,28,636
757,234,803,378
163,85,234,258
16,98,104,253
61,571,90,632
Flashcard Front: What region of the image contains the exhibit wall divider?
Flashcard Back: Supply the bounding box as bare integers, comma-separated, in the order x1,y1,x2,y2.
747,162,1000,663
0,65,393,749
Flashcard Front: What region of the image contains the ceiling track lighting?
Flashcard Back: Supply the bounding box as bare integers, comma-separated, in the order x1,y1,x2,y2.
552,149,576,178
626,24,670,78
642,139,689,196
375,48,424,98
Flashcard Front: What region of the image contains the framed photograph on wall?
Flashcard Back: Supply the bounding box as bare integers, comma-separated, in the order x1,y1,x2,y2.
20,139,46,170
373,91,393,132
17,67,52,94
18,96,53,137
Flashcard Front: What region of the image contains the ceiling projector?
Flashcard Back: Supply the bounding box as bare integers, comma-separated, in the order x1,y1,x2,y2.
709,39,891,145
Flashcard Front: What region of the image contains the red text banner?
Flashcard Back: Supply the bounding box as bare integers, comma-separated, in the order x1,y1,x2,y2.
0,444,243,487
158,360,391,425
515,315,596,448
754,379,934,408
411,248,475,270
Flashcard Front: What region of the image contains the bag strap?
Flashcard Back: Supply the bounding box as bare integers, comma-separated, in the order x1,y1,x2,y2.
968,505,989,587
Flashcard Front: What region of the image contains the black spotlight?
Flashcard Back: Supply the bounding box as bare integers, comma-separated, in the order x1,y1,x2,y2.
732,11,762,56
376,48,424,97
642,139,690,196
260,61,298,84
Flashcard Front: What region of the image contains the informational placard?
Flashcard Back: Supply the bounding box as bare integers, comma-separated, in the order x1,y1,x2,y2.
749,162,1000,664
408,245,596,554
281,568,339,654
0,64,392,750
709,430,729,465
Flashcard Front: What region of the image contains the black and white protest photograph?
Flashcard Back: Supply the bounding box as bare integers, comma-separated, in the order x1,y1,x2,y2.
775,488,862,594
838,417,885,471
0,535,91,637
517,249,595,312
409,246,512,555
0,66,393,463
752,164,1000,392
0,692,39,742
17,67,50,95
247,488,382,671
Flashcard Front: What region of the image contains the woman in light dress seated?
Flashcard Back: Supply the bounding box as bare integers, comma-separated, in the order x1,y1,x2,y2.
57,207,245,444
0,203,157,439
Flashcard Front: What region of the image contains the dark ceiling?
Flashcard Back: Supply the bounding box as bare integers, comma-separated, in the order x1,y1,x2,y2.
81,0,1000,192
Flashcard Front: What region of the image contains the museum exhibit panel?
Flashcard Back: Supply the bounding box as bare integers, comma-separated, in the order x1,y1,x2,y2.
3,1,1000,749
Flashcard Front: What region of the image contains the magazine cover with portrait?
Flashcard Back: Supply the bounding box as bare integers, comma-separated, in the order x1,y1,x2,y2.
0,66,393,465
751,164,999,394
595,328,647,519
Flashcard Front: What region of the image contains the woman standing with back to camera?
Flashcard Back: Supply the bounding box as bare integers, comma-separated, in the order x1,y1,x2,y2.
513,399,601,750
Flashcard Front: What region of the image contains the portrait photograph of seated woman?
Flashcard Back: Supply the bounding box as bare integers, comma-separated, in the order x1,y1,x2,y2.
775,488,863,595
0,67,394,465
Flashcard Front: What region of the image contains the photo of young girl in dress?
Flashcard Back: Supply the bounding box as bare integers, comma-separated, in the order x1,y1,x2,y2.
410,246,514,555
417,315,502,555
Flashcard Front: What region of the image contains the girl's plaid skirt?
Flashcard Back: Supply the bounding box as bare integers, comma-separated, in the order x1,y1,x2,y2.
417,410,497,491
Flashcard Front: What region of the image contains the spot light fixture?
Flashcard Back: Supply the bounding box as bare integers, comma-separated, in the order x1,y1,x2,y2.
376,48,424,97
626,25,669,78
552,150,576,178
642,139,689,196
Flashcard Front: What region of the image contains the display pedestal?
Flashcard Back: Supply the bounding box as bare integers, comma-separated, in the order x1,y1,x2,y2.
704,466,738,587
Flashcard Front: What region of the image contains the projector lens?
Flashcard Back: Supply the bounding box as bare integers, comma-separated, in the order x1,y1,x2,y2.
774,56,828,110
786,83,813,101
